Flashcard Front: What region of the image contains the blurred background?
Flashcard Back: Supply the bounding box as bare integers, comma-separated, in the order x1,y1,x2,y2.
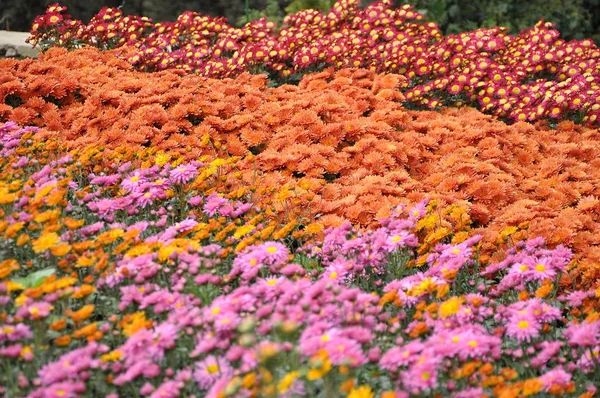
1,0,600,43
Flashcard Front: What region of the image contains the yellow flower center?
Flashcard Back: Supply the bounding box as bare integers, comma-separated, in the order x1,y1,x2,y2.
421,372,431,381
535,264,546,272
266,246,277,254
518,320,529,329
330,272,338,279
206,364,219,374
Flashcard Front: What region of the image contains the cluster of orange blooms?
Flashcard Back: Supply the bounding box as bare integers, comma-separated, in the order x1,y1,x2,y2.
2,48,600,288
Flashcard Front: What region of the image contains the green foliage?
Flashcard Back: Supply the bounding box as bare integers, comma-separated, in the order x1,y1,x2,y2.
284,0,337,14
237,0,286,26
401,0,600,43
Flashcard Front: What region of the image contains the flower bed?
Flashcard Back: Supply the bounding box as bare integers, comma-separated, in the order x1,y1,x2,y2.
2,48,600,289
2,2,600,396
1,121,600,397
27,1,600,126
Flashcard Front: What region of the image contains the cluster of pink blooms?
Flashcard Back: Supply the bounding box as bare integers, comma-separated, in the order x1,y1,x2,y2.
28,1,600,126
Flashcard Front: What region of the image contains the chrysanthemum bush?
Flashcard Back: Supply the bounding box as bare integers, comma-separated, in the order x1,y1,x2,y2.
27,0,600,126
2,121,600,397
3,49,600,289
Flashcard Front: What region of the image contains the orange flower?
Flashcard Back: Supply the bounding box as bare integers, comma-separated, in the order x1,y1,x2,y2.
67,304,95,322
50,243,71,257
71,284,96,299
16,234,30,246
49,319,67,331
63,218,85,230
54,335,72,346
73,322,97,339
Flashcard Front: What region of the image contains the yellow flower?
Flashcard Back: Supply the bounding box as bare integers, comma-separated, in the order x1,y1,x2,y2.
20,345,34,361
32,232,61,253
305,222,324,234
155,151,171,166
158,245,178,262
277,371,300,393
34,182,58,201
307,349,332,380
125,243,154,258
96,229,124,245
438,297,464,318
347,385,374,398
121,312,152,337
101,350,123,363
233,224,255,239
0,192,17,205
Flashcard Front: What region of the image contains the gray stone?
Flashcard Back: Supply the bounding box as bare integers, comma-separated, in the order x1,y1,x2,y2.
0,30,40,58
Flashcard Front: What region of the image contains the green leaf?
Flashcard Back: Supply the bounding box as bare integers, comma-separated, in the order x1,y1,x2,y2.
11,267,56,289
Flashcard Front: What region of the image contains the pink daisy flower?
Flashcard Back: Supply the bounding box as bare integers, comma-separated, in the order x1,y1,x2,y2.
539,367,572,392
169,164,198,184
564,320,600,348
193,355,233,390
121,172,147,192
505,315,540,342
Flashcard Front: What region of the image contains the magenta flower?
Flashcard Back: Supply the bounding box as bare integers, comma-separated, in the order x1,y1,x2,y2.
169,164,197,184
505,315,540,342
16,302,53,321
121,171,147,192
38,343,102,385
0,323,33,342
31,381,86,398
539,367,572,391
564,320,600,348
202,193,228,216
193,355,233,390
400,357,439,392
